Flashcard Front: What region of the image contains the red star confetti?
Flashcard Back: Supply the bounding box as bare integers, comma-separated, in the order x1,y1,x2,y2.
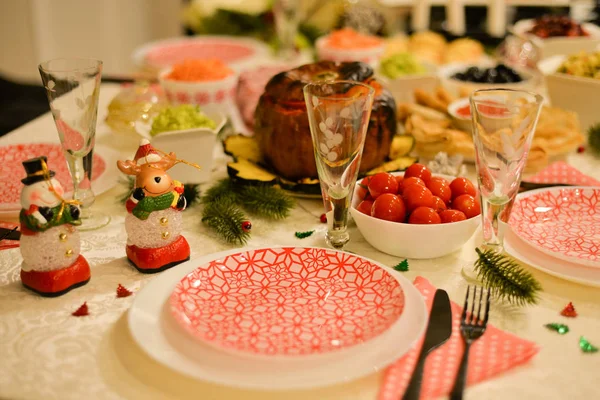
116,284,133,298
72,302,89,317
561,302,577,317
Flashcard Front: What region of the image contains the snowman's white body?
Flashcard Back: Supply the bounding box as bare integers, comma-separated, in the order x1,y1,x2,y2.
20,178,82,272
125,208,182,248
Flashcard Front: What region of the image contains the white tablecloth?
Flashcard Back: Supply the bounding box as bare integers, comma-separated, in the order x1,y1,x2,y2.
1,84,600,400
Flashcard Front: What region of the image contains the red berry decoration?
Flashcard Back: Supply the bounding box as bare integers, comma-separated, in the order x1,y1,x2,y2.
561,302,578,317
116,283,133,298
241,221,252,232
72,302,89,317
320,213,327,223
577,145,585,153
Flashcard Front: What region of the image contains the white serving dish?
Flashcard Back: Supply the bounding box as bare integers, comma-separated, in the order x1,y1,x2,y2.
315,36,385,67
132,35,271,73
537,54,600,131
128,247,428,390
377,62,439,104
512,19,600,58
158,67,239,118
350,172,481,259
137,112,226,184
438,62,538,97
446,97,472,132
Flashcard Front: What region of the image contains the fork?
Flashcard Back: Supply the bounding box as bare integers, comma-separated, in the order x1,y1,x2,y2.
449,286,491,400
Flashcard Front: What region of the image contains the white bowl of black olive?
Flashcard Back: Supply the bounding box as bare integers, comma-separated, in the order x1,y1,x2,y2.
438,62,537,96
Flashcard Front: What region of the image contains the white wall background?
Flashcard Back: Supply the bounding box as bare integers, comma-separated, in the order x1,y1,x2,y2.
0,0,183,83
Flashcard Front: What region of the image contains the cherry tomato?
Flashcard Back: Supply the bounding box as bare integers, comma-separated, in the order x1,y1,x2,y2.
439,209,467,223
356,176,372,200
356,200,374,215
449,177,477,200
432,196,447,212
402,184,434,212
399,177,425,193
371,194,406,222
404,163,432,183
368,172,399,198
452,194,481,219
395,176,404,193
408,207,442,224
427,177,452,204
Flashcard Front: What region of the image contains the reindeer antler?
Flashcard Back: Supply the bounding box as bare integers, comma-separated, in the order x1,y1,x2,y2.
117,160,141,176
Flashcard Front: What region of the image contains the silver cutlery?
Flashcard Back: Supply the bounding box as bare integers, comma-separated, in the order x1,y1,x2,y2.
403,289,453,400
449,286,491,400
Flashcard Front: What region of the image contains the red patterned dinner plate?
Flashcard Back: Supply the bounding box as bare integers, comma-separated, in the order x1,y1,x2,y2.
170,247,405,357
510,187,600,267
0,143,106,211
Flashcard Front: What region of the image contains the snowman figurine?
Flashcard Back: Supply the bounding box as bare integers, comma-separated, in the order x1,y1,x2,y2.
117,139,190,273
19,156,91,296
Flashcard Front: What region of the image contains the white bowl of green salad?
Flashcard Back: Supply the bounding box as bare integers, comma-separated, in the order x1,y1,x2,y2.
137,104,227,184
377,52,439,104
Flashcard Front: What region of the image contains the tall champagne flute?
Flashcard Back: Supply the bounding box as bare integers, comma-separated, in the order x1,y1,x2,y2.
39,58,110,230
304,81,374,249
471,89,543,252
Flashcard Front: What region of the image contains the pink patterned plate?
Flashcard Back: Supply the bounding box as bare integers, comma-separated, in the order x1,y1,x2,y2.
510,187,600,267
0,143,106,211
170,247,405,357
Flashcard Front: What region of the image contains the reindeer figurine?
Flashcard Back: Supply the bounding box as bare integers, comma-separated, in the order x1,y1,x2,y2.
117,139,190,273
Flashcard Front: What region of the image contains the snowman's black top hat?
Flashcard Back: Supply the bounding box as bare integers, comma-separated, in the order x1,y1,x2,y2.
21,156,56,185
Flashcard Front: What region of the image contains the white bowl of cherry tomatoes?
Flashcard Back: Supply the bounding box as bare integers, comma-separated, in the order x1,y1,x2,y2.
350,163,481,259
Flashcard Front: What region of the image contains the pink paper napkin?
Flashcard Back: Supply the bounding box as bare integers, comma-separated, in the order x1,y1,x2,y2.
379,277,539,400
0,221,19,251
527,161,600,186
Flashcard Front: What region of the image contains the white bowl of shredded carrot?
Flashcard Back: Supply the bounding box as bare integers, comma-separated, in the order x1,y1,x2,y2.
316,28,385,67
159,59,239,116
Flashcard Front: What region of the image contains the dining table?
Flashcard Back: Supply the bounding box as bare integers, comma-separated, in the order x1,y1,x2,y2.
1,82,600,400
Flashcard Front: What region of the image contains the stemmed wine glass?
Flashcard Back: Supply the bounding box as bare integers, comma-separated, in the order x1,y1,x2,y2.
304,80,375,249
39,58,110,230
470,89,543,252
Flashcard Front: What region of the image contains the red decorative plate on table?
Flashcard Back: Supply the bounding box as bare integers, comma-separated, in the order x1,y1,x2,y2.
0,143,106,212
170,247,405,357
510,187,600,267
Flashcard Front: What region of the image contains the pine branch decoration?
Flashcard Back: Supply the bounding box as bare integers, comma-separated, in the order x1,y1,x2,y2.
241,185,294,219
201,199,250,246
588,122,600,155
474,248,542,306
201,179,238,204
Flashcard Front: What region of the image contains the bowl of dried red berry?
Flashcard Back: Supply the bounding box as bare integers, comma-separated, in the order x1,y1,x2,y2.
350,163,481,259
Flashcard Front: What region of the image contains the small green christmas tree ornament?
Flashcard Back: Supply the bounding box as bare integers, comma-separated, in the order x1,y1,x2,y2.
579,336,599,353
295,230,315,239
544,323,569,335
393,259,409,272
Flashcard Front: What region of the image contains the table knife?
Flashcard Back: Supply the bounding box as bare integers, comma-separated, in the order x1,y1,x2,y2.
0,227,20,241
402,289,453,400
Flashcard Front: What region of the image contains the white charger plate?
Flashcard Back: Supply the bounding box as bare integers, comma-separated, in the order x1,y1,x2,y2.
505,229,600,288
128,247,428,391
